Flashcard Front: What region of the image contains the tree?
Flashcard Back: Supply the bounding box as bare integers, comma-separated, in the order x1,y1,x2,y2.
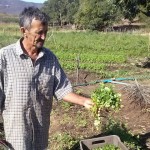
138,0,150,16
74,0,119,30
66,0,79,24
114,0,150,22
42,0,68,27
42,0,79,26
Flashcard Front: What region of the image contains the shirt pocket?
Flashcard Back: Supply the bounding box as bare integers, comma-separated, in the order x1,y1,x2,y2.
37,74,54,99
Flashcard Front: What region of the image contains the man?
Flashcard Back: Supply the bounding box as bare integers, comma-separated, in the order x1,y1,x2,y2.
0,7,93,150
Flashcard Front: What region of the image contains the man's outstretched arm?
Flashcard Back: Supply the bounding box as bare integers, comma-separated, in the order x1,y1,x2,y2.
63,92,94,109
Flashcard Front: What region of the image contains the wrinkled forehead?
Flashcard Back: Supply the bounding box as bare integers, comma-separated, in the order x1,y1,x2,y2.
31,18,48,27
31,17,48,26
29,18,48,31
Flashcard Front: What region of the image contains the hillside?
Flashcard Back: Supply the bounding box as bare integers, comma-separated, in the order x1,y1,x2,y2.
0,0,43,15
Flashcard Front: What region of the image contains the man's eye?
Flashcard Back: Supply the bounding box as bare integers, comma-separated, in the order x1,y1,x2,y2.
37,31,43,35
37,31,47,35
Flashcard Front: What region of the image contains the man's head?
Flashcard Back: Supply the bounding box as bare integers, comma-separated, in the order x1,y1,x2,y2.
19,7,49,49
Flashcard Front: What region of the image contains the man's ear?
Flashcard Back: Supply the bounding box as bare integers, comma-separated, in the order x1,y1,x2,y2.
20,27,27,37
20,27,25,34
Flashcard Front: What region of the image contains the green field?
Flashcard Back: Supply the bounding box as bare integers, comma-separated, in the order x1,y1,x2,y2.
0,23,150,79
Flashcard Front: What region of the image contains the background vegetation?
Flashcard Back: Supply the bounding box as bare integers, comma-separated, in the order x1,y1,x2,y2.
41,0,150,30
0,23,150,80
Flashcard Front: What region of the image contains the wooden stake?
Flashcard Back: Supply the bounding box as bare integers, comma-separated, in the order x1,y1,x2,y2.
76,55,80,84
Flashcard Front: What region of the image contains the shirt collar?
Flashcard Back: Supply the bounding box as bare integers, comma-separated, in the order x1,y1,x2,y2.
15,38,46,58
15,38,24,56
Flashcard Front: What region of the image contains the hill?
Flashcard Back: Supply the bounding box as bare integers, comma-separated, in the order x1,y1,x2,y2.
0,0,43,15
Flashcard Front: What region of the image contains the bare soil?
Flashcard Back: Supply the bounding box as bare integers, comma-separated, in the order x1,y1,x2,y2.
50,70,150,150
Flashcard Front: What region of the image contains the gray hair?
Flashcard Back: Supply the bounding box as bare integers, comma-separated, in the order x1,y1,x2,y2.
19,6,49,29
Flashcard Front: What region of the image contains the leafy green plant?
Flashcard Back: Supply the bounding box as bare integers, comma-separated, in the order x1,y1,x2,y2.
92,144,121,150
91,83,121,129
49,132,79,150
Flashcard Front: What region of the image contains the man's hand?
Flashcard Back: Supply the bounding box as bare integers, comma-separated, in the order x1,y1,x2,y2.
83,98,94,109
63,92,94,109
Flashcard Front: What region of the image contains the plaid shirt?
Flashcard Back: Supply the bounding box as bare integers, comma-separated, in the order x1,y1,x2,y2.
0,39,73,150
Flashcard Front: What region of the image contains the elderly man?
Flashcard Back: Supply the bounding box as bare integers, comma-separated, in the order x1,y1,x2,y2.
0,7,93,150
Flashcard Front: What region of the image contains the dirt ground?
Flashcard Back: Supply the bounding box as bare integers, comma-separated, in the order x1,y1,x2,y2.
0,70,150,149
50,70,150,150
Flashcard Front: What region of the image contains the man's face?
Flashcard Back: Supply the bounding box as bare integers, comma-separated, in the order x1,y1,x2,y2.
25,19,48,49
